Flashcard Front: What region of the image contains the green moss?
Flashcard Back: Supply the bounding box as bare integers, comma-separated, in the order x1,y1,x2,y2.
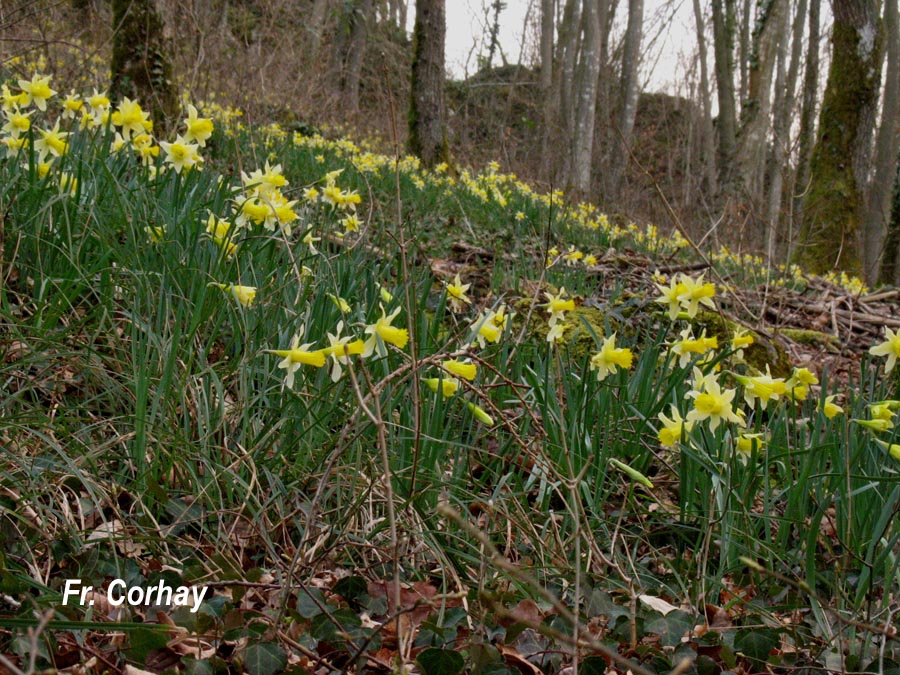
778,328,839,351
690,310,791,377
510,297,615,361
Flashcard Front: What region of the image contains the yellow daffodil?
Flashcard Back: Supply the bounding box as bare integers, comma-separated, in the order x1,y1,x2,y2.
853,418,894,432
323,320,365,382
544,288,575,326
61,93,83,119
159,134,201,173
590,333,634,382
182,103,214,146
145,225,165,243
425,377,459,398
34,120,68,161
822,395,843,419
870,327,900,373
466,401,494,426
210,282,256,307
657,406,692,447
874,438,900,461
443,360,477,381
445,273,472,313
670,328,718,368
655,276,688,320
18,73,56,111
676,273,716,317
2,107,31,138
686,371,745,432
734,367,786,408
264,333,326,389
111,97,151,139
328,293,352,314
363,304,409,357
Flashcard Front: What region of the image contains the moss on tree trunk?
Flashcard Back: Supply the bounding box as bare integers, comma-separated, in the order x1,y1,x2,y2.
110,0,178,133
794,2,882,275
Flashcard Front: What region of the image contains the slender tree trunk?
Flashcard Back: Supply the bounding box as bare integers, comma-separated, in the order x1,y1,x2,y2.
309,0,331,63
739,0,751,105
736,0,785,209
880,154,900,283
795,0,883,275
540,0,555,180
766,0,807,262
792,0,821,233
764,2,792,261
110,0,178,132
551,0,582,183
607,0,644,198
344,0,374,113
568,0,603,197
693,0,717,196
867,0,899,282
408,0,448,168
712,0,738,187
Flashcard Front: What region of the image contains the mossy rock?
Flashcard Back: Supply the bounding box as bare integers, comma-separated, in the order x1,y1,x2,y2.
510,297,618,361
778,328,840,352
689,310,792,378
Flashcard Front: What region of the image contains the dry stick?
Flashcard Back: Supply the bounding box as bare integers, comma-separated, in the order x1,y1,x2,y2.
437,505,658,675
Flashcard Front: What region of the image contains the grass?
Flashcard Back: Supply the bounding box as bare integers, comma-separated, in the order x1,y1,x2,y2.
1,77,900,675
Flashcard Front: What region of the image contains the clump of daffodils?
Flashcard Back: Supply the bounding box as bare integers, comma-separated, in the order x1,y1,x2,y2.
655,272,716,320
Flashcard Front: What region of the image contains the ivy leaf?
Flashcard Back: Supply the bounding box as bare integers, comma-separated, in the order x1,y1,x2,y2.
417,647,465,675
735,628,778,665
244,642,287,675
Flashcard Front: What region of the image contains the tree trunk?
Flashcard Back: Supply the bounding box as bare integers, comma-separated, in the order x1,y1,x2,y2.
791,0,821,234
568,0,603,197
736,0,785,210
693,0,718,196
408,0,448,168
711,0,738,186
309,0,331,63
739,0,751,105
606,0,644,198
880,154,900,283
867,0,899,282
110,0,178,132
344,0,374,113
766,0,806,262
795,0,883,275
549,0,582,183
541,0,555,92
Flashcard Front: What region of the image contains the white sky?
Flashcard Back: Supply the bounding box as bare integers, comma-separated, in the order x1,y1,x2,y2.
441,0,697,92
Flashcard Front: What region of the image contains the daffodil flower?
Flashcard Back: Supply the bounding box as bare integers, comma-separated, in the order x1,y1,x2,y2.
111,97,151,139
733,367,786,408
655,276,688,321
264,333,326,389
183,103,214,146
657,406,692,447
363,304,409,357
822,395,843,419
328,293,352,314
442,360,477,381
736,433,766,456
209,282,256,307
686,371,744,432
676,273,716,317
869,327,900,373
466,402,494,426
589,333,634,382
544,288,575,326
874,438,900,461
445,273,472,313
18,73,56,111
160,134,201,173
852,418,894,433
670,327,718,368
34,120,68,161
425,377,459,398
324,321,365,382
